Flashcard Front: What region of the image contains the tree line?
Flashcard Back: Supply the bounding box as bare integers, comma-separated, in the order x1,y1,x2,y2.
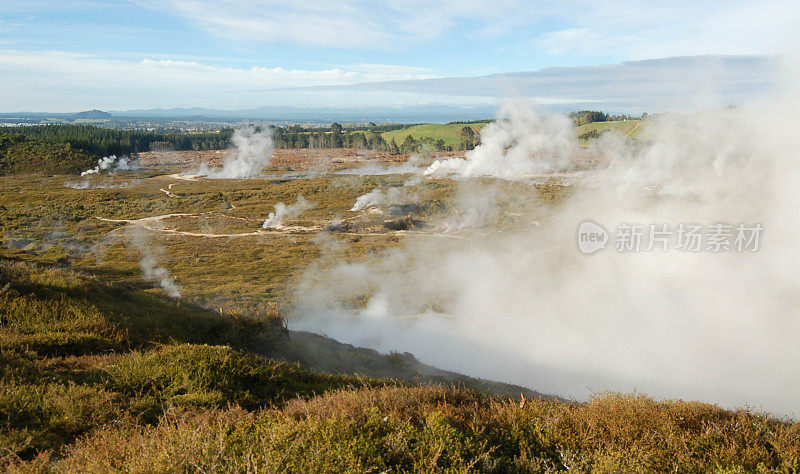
569,110,640,126
3,123,417,155
2,110,643,167
271,123,413,151
4,125,235,156
0,131,96,175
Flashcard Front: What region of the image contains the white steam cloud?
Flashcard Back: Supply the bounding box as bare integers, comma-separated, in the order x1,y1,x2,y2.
195,126,274,179
126,227,181,298
81,155,139,176
350,187,418,211
425,102,577,180
291,80,800,416
262,195,315,229
63,179,139,189
337,154,428,176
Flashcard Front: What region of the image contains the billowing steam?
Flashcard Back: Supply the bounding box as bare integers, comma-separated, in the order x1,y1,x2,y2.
351,187,418,211
81,155,139,176
126,227,181,298
195,126,274,179
262,195,315,229
337,154,428,176
290,84,800,415
425,101,577,180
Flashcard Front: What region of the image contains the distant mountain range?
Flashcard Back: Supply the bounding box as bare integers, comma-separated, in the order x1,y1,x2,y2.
111,104,502,123
0,105,500,124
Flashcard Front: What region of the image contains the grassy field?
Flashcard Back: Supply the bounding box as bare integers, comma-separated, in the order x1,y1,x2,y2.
575,120,642,143
382,122,490,148
382,120,642,149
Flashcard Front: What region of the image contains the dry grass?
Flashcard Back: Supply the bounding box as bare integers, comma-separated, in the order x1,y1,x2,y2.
3,250,796,471
0,168,569,310
21,386,796,472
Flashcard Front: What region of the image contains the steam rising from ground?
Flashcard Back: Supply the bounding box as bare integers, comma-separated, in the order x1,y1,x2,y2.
262,195,315,228
81,155,139,176
195,126,274,179
350,187,418,211
126,227,181,298
337,154,428,176
64,178,140,189
291,85,800,415
425,102,576,179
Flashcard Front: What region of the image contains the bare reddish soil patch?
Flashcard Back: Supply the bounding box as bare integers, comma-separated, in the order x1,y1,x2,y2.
136,148,463,172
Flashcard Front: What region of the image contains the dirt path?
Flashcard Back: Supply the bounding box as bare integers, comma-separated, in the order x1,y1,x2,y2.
95,212,470,240
95,213,312,238
625,122,641,137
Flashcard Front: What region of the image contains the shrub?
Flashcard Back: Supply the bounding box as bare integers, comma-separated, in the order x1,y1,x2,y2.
105,344,377,410
53,386,800,472
0,258,286,357
0,382,120,459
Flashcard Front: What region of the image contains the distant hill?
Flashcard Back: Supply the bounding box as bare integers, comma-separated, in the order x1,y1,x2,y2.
73,109,112,119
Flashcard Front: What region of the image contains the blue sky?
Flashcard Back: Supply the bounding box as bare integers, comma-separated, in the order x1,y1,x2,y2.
1,0,797,111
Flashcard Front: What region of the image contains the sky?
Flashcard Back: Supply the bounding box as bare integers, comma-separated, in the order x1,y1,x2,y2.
1,0,797,112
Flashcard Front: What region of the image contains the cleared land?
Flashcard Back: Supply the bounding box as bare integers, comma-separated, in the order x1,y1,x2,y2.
380,120,642,148
381,121,490,148
576,119,642,141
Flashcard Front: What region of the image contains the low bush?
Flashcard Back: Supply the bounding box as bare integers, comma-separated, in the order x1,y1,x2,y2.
50,387,800,472
105,344,379,410
0,382,120,459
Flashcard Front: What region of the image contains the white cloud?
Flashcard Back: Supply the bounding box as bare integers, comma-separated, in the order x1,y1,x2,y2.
137,0,526,48
3,1,797,111
298,56,785,113
0,50,438,110
535,1,800,59
133,0,800,56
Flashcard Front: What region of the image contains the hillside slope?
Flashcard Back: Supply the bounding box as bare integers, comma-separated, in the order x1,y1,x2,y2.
2,248,798,471
382,120,643,149
575,120,642,143
0,249,547,461
0,132,96,175
382,121,489,148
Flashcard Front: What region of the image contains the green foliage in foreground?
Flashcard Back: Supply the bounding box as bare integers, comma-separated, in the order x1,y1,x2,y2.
1,251,798,471
105,345,378,410
16,387,800,472
0,253,286,355
1,250,362,460
0,345,376,461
